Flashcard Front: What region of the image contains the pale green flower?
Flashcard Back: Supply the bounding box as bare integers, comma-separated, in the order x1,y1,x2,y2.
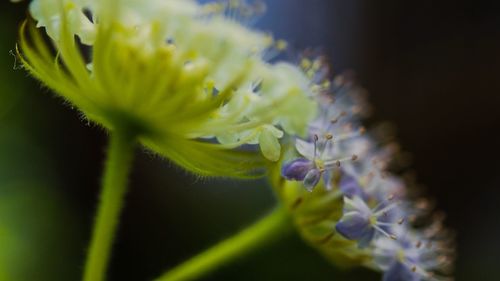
18,0,317,177
29,0,97,44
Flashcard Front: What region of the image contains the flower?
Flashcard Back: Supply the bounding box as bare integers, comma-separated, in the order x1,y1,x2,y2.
17,0,317,176
281,135,359,191
335,195,402,248
281,87,366,190
373,229,454,281
272,61,454,280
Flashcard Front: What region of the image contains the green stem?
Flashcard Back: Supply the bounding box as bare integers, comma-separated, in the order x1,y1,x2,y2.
154,207,292,281
83,130,136,281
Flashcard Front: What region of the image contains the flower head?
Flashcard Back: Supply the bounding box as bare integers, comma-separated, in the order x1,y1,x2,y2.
272,59,454,280
17,0,317,177
281,69,366,190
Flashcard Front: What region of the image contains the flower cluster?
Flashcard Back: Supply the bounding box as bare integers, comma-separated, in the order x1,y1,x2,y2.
18,0,317,177
15,0,455,279
278,57,454,281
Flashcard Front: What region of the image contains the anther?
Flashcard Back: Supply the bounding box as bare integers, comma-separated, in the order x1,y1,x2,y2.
325,134,333,140
397,218,405,225
275,40,288,51
314,134,319,142
416,199,429,210
438,256,449,264
409,215,418,223
411,265,417,272
352,105,362,114
336,160,341,167
416,240,422,248
351,154,358,161
390,234,397,240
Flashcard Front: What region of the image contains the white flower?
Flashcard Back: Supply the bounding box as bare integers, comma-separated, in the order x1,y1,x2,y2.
19,0,318,176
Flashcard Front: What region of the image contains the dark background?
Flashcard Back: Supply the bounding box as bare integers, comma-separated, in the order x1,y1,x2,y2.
0,0,499,280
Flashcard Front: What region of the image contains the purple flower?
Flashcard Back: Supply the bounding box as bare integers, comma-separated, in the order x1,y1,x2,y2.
335,196,401,248
339,171,368,199
281,136,358,191
373,229,453,281
383,261,419,281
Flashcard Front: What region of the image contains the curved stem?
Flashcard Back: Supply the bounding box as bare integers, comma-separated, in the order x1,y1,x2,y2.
83,130,136,281
154,207,292,281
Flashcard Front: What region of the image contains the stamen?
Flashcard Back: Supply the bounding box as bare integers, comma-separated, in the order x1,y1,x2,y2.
335,129,364,142
318,135,335,159
373,224,397,240
371,194,396,214
313,134,319,159
324,156,354,168
373,201,399,217
330,111,347,124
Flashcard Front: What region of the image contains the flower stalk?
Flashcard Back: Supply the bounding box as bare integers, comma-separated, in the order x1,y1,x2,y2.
155,207,292,281
83,129,137,281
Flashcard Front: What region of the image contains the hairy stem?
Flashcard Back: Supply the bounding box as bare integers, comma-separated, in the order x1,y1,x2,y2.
83,130,136,281
154,207,292,281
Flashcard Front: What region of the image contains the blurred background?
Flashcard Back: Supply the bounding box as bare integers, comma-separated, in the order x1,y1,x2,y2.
0,0,499,280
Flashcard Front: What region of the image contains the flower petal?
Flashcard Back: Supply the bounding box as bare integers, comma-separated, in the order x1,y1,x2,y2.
295,138,315,159
303,168,321,192
259,127,282,162
339,172,367,199
335,212,373,242
382,262,419,281
281,158,313,181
